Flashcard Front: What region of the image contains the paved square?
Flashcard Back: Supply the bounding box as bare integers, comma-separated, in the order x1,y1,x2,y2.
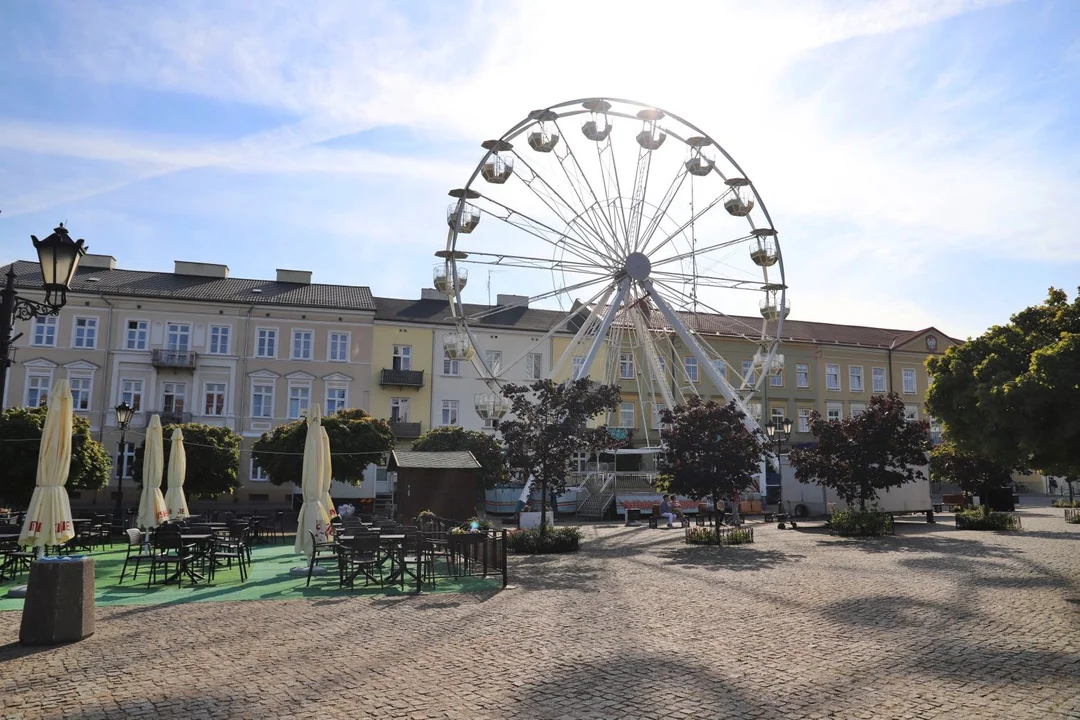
2,507,1079,719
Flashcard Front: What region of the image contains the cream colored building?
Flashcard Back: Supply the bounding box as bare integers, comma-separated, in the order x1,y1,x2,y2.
1,256,375,509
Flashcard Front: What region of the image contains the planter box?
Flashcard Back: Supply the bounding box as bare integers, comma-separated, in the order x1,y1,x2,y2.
519,511,555,530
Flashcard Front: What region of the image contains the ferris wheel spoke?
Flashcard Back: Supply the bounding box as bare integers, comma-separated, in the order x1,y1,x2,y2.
474,195,609,268
635,164,690,255
644,187,735,260
457,250,611,275
507,151,618,262
649,269,763,291
625,144,655,255
628,302,677,415
648,233,754,273
550,118,624,257
650,278,769,341
549,283,617,381
464,274,613,323
593,132,629,249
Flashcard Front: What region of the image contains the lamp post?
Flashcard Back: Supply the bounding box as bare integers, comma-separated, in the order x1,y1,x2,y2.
0,224,87,409
114,401,135,512
765,417,794,529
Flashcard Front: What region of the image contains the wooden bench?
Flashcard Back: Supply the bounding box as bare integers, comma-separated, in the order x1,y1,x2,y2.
646,504,690,529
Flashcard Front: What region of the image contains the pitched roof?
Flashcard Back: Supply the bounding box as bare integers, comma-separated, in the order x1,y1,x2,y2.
374,296,572,333
388,451,481,470
2,260,375,312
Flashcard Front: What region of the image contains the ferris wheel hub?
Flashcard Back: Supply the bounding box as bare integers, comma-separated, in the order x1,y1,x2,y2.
623,252,652,281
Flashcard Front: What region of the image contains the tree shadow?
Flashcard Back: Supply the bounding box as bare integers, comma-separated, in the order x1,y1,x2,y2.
813,534,1026,558
657,546,804,572
821,594,970,631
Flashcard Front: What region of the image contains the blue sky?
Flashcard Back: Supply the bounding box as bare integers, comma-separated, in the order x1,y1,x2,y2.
1,0,1078,339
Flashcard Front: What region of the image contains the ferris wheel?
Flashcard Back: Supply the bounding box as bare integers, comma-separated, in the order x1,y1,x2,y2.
435,97,787,446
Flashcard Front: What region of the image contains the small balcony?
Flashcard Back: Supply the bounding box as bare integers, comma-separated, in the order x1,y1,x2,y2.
388,421,422,439
151,349,197,370
379,368,425,388
153,410,193,425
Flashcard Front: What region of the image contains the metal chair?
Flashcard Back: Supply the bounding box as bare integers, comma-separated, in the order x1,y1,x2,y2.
305,530,339,587
118,528,155,584
338,534,383,589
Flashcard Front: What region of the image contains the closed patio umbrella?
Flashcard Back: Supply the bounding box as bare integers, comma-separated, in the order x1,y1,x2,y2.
294,405,330,558
163,428,190,520
137,415,169,530
320,426,337,521
18,379,76,550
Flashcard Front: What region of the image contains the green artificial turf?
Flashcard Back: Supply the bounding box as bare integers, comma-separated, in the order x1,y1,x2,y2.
0,542,502,611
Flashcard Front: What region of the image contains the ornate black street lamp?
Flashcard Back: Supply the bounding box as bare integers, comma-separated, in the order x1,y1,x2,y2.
765,417,795,529
0,224,87,408
114,401,135,511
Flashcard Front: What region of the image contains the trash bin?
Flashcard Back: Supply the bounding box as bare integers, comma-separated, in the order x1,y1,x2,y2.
625,508,642,526
19,556,95,646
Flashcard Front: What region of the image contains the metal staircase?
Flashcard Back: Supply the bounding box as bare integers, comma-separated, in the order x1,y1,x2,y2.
575,473,615,518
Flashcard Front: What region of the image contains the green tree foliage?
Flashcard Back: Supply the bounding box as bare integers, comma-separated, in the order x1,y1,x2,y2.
498,379,621,535
926,287,1080,479
788,392,930,510
411,425,508,489
133,423,242,498
0,406,111,506
656,396,770,511
251,408,394,486
929,436,1015,506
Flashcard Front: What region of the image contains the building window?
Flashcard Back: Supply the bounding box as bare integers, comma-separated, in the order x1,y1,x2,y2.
618,402,635,428
850,402,866,417
32,317,58,347
288,385,311,419
441,400,459,426
711,359,727,382
392,345,412,371
619,353,635,380
328,332,350,362
250,459,269,483
771,407,785,427
292,330,313,360
741,359,756,385
747,402,762,422
68,376,92,411
208,325,230,355
826,364,840,391
390,397,410,423
72,317,98,349
124,320,148,350
484,350,502,376
684,356,698,383
826,402,843,422
204,383,226,416
256,328,277,358
872,367,886,393
770,366,783,387
251,383,274,419
526,353,543,380
796,363,809,389
117,442,136,479
797,408,811,433
120,379,143,412
165,322,191,352
657,355,667,376
162,382,187,414
904,404,919,422
652,404,663,429
25,373,51,408
849,366,863,393
442,350,459,376
326,386,347,414
902,368,917,394
572,356,585,379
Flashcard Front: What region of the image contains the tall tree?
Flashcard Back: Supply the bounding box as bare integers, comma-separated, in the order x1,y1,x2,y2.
929,436,1016,510
412,425,509,489
0,405,111,506
926,287,1080,479
656,396,770,527
252,408,394,486
788,392,930,510
133,423,242,498
497,379,621,535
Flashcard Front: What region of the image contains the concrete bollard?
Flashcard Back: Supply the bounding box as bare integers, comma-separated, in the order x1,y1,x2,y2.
19,556,95,646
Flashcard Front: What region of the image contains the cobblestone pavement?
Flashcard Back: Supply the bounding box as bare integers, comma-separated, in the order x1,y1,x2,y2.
2,506,1079,720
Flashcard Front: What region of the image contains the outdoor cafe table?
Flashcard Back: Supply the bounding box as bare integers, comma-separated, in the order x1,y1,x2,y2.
338,534,407,584
171,533,215,585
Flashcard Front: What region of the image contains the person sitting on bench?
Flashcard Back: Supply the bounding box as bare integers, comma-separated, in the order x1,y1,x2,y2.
659,495,678,528
671,496,686,524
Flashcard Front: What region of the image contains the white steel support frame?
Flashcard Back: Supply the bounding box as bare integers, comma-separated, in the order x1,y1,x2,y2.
574,278,630,381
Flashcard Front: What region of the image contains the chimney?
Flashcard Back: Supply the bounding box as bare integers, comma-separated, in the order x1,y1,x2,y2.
276,269,312,285
174,261,229,278
420,288,446,301
79,254,116,271
496,294,530,308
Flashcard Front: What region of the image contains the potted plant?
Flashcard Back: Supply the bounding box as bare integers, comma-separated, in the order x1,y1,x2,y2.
518,503,555,530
